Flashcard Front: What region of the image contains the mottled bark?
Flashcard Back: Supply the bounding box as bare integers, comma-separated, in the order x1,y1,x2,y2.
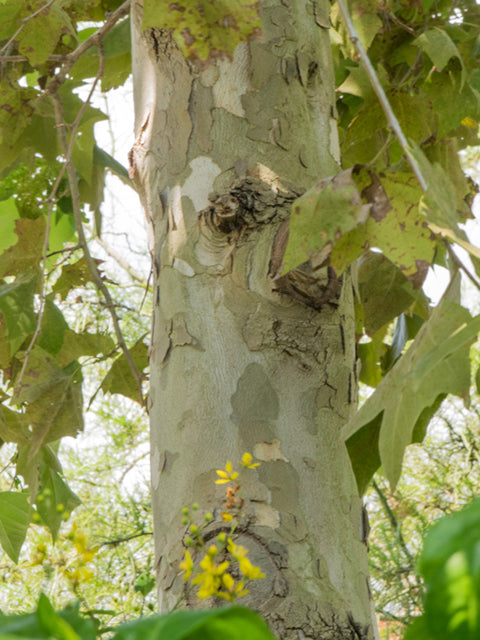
131,1,376,638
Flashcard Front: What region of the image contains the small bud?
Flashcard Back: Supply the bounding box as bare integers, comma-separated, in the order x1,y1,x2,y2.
204,512,213,522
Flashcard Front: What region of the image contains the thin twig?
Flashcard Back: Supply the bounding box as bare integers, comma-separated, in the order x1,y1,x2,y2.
93,234,149,285
371,479,415,565
445,242,480,291
47,243,80,258
0,54,67,63
99,531,153,548
336,0,428,191
118,450,150,485
45,0,131,96
50,74,145,406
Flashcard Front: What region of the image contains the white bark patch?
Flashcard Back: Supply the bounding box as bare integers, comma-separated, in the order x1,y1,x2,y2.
249,163,287,195
254,438,289,462
173,257,195,277
212,43,249,117
255,503,280,528
182,157,221,211
166,185,187,260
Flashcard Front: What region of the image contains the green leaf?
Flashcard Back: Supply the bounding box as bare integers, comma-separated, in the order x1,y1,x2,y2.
0,404,29,445
134,572,155,596
350,0,382,50
410,144,480,262
344,283,478,490
0,596,96,640
36,456,81,541
406,500,480,640
0,198,20,254
0,491,30,563
93,145,131,185
52,257,98,300
345,414,382,495
0,272,37,357
112,606,277,640
70,18,132,91
56,330,115,368
356,253,424,336
142,0,262,62
38,298,69,357
100,338,148,403
0,79,37,173
0,216,45,278
17,4,74,67
283,168,370,273
414,27,466,88
0,2,22,40
330,170,436,285
37,593,81,640
14,346,84,457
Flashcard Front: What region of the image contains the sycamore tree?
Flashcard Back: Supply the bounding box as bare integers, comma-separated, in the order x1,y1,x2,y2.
1,0,480,639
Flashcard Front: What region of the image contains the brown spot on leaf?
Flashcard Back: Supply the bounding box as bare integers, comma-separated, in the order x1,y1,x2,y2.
361,172,392,222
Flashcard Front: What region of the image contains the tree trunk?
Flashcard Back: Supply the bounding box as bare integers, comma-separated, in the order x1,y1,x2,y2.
131,2,376,638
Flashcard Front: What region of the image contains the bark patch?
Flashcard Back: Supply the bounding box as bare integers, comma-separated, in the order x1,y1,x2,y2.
231,362,279,424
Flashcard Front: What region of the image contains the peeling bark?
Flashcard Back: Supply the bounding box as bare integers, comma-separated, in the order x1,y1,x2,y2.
131,1,377,638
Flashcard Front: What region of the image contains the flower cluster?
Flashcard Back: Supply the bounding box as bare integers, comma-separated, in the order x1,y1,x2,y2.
178,452,265,602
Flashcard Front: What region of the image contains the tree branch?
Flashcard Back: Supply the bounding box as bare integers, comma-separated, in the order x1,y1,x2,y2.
99,531,153,548
93,234,149,286
45,0,131,95
336,0,428,191
445,242,480,292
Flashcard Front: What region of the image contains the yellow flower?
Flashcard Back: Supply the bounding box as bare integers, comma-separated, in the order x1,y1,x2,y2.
221,511,233,522
241,452,260,469
227,538,247,559
218,574,249,601
215,461,239,484
199,554,229,575
196,574,219,599
192,554,230,599
227,538,265,579
239,556,265,580
179,550,194,581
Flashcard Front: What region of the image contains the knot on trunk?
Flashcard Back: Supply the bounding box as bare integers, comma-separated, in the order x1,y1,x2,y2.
201,177,294,237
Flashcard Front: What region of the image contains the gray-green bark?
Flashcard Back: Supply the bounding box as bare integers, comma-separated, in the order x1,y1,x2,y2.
131,1,376,638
